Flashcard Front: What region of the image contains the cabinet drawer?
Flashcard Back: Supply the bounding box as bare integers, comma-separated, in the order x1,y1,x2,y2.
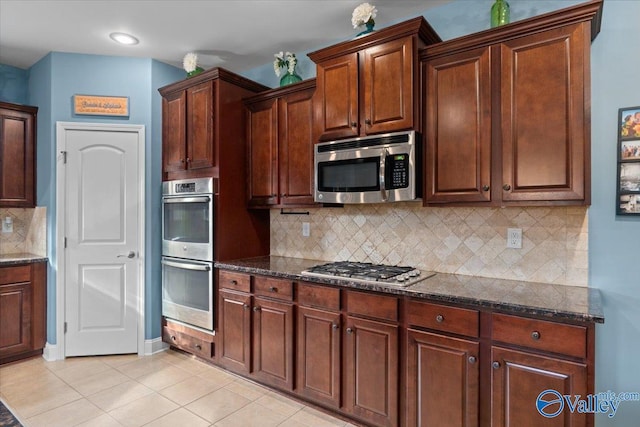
345,291,398,322
219,270,251,293
254,276,293,301
163,327,214,359
297,283,340,311
492,313,587,359
0,265,31,285
406,300,479,338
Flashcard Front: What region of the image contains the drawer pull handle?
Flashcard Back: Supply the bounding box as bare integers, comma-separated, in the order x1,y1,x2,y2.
468,356,477,364
492,361,501,369
231,280,238,285
269,286,278,292
531,331,541,340
253,306,261,312
435,314,444,323
171,335,176,341
332,323,339,330
346,327,354,334
195,344,202,350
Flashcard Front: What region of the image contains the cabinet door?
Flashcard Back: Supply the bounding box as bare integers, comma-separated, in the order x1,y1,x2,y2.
424,47,492,203
315,53,359,140
297,306,341,408
0,283,32,358
344,316,399,427
406,329,479,427
218,290,251,374
362,36,415,135
0,107,36,207
279,87,316,206
500,23,588,203
491,346,588,427
186,81,215,170
162,91,187,173
252,297,294,390
247,98,278,207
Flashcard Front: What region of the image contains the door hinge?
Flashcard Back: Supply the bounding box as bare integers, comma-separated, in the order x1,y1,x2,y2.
64,237,67,248
60,151,67,164
64,322,67,334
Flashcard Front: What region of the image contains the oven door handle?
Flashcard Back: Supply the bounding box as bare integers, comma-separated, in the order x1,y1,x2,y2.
161,259,211,271
163,196,211,204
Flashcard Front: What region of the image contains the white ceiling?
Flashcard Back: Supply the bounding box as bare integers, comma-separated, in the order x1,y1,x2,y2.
0,0,451,72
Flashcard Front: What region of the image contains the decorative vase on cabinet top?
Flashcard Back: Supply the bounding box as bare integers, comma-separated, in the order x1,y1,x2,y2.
279,71,303,87
491,0,510,27
356,19,376,38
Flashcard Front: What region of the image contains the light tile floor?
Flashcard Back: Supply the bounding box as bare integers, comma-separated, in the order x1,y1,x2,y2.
0,350,358,427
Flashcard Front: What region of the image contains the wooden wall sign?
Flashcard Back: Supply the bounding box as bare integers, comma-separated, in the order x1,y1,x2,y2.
73,95,129,117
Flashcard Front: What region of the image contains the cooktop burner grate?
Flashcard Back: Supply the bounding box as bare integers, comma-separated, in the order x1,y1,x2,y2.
301,261,434,287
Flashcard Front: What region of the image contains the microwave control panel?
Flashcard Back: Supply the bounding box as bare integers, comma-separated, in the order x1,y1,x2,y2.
387,153,409,189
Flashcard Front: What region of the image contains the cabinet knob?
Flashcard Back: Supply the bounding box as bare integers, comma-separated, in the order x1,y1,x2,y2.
171,335,176,341
531,331,541,341
468,356,477,364
503,184,511,191
230,280,238,285
492,361,501,369
351,122,357,128
243,303,250,309
195,344,202,350
186,157,191,163
332,323,339,330
269,286,278,293
365,119,372,125
346,327,354,334
482,185,490,192
253,306,261,312
435,314,444,323
180,159,185,163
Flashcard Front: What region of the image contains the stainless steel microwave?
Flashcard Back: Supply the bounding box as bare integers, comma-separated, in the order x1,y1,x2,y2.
314,131,421,204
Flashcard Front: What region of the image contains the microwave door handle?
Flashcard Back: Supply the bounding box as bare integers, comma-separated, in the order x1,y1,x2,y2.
380,148,388,201
161,259,211,271
163,196,211,204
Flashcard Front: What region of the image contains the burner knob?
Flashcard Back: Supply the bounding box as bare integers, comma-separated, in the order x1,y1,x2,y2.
396,275,406,282
410,269,420,277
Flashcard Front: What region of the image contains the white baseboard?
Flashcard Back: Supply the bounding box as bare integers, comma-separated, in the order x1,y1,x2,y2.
43,342,58,361
145,337,169,355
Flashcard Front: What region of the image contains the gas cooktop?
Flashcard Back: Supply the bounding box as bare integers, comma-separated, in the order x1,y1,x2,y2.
301,261,435,287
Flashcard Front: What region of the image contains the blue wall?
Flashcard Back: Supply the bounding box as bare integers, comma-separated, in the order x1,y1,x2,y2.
24,52,183,343
0,64,29,104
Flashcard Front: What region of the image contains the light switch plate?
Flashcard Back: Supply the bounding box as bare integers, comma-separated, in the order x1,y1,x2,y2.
302,222,310,237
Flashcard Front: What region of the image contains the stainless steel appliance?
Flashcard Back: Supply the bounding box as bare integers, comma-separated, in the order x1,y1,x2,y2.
301,261,435,287
162,177,215,331
162,177,214,262
314,130,421,204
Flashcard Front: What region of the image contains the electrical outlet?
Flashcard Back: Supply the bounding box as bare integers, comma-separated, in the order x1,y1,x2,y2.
507,228,522,249
2,217,13,233
302,222,310,237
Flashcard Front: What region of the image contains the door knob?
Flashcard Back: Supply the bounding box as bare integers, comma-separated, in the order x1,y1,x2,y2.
117,251,136,259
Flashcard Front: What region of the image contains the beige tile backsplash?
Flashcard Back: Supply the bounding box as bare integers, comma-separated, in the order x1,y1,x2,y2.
0,207,47,256
271,204,589,286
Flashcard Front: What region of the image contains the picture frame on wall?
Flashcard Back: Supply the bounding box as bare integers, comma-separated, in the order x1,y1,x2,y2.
617,106,640,215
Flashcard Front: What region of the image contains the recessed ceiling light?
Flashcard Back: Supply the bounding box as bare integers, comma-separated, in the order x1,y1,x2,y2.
109,32,139,45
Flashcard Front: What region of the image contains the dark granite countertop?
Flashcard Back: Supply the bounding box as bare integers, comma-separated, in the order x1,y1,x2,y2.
215,256,604,324
0,253,48,266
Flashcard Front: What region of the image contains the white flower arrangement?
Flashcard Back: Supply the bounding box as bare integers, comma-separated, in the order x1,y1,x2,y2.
183,52,199,73
351,2,377,29
273,51,297,77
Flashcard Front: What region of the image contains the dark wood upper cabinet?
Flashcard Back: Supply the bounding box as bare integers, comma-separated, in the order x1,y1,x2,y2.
245,80,317,208
421,0,603,206
0,102,37,208
309,17,441,141
159,68,268,181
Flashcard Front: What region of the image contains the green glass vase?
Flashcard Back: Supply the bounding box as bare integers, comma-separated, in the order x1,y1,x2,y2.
186,66,204,78
356,19,376,38
491,0,510,28
279,71,302,87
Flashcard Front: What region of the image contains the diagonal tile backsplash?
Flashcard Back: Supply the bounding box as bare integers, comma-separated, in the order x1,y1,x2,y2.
271,204,588,286
0,207,47,256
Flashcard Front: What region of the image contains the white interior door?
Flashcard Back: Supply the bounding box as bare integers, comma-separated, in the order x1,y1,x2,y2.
59,123,144,357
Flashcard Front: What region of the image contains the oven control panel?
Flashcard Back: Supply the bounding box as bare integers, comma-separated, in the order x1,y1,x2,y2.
175,182,196,193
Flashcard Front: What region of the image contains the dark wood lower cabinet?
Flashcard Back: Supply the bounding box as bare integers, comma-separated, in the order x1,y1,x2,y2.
218,290,251,374
0,262,46,365
344,316,399,427
491,346,588,427
296,305,341,408
406,329,479,427
252,296,294,390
